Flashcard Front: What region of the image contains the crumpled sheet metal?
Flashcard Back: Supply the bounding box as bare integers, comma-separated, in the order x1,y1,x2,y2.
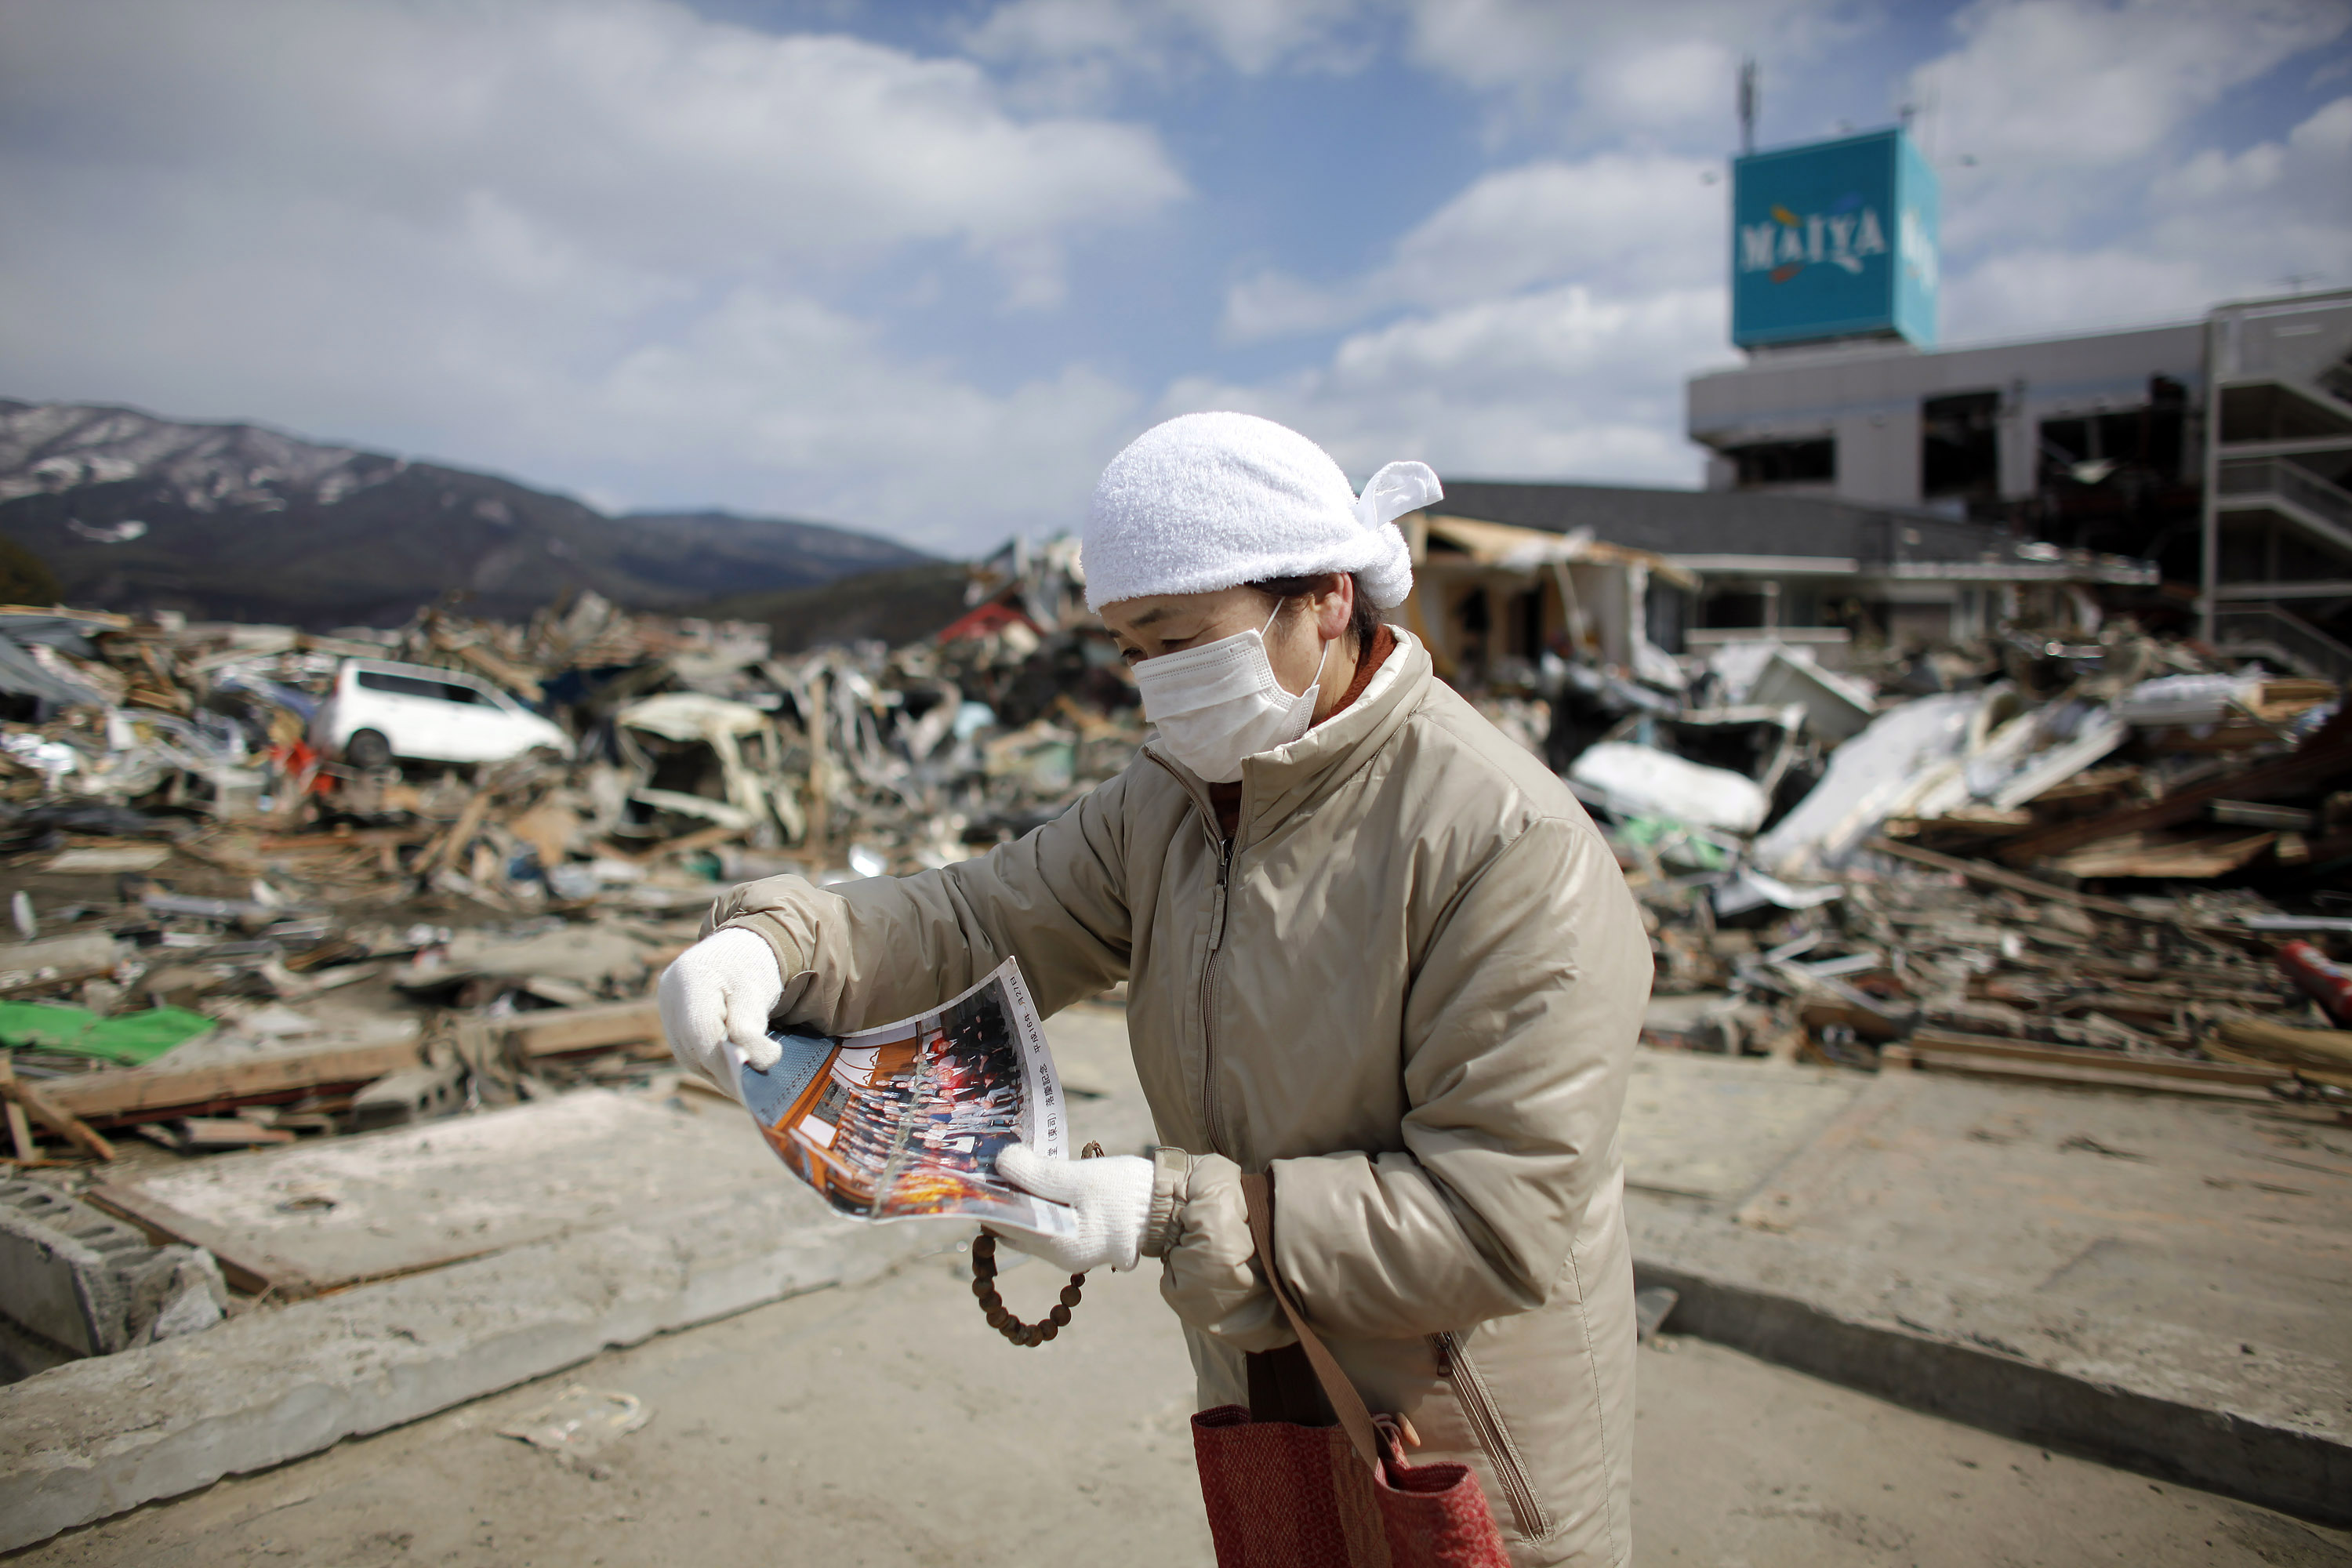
1752,690,1985,879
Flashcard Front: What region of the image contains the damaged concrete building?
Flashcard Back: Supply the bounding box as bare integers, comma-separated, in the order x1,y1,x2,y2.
1686,285,2352,681
1411,481,2151,670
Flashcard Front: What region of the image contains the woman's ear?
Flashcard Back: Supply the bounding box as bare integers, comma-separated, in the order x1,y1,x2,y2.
1314,572,1353,641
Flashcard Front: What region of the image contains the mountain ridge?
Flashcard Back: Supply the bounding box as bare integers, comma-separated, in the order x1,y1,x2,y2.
0,400,934,628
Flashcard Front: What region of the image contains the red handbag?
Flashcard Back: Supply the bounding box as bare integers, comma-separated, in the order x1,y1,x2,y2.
1190,1172,1514,1568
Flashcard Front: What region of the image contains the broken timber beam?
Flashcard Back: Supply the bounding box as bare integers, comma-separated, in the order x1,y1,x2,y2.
500,1000,664,1058
1886,1030,2288,1102
411,789,495,878
0,1069,118,1160
1993,706,2352,867
1867,838,2246,935
0,933,122,998
41,1040,422,1127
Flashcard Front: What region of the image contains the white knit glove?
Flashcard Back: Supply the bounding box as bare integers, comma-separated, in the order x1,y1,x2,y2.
994,1144,1153,1273
658,927,785,1102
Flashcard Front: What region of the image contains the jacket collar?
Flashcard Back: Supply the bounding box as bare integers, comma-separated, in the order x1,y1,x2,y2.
1142,629,1433,850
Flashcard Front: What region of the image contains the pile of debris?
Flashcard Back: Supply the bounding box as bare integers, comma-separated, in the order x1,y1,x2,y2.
0,554,1150,1370
2,532,2347,1374
1591,623,2350,1105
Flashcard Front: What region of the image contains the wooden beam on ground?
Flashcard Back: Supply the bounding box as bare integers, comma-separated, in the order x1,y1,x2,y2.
0,1072,118,1159
0,1055,43,1160
500,1000,664,1059
0,933,122,997
2201,1014,2352,1089
1867,838,2250,935
1993,706,2352,866
42,1040,422,1126
411,789,495,878
173,1118,299,1147
1885,1031,2287,1102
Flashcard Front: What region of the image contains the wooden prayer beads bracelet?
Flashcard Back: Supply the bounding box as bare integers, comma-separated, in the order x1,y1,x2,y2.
972,1140,1102,1348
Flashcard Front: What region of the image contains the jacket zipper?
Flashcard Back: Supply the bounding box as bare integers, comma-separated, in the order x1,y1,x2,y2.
1143,750,1240,1156
1434,1330,1548,1539
1199,832,1234,1153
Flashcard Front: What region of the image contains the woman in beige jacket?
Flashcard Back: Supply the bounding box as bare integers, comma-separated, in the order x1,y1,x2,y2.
661,412,1652,1566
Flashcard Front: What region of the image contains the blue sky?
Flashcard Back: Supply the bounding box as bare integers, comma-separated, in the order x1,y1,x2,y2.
3,0,2348,556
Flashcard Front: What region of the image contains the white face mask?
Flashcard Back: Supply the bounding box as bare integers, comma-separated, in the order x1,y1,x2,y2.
1133,603,1330,784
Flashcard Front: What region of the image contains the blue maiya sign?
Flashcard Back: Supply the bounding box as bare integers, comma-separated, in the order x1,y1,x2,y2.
1730,129,1939,349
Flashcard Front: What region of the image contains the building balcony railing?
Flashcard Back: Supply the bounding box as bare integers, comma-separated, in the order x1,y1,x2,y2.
2216,457,2352,538
2210,606,2352,686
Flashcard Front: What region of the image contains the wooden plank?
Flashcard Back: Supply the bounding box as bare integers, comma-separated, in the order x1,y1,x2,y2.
175,1118,299,1147
411,789,495,877
2051,831,2278,880
2210,1014,2352,1069
42,1040,421,1123
1906,1028,2287,1086
0,1054,36,1160
502,1000,663,1058
1796,996,1908,1043
0,1073,118,1159
82,1184,318,1299
2203,1030,2352,1091
1995,706,2352,866
1867,838,2180,924
1883,1042,2279,1102
254,827,428,853
1902,1051,2277,1102
0,932,121,996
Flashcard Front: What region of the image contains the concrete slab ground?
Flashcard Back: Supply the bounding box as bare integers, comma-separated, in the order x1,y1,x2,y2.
8,1009,2346,1551
1625,1054,2352,1523
93,1090,788,1290
14,1245,2351,1568
1619,1051,1864,1202
0,1002,1160,1551
0,1163,936,1552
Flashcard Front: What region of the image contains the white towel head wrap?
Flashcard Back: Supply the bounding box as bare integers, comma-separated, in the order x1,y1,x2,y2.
1081,412,1440,613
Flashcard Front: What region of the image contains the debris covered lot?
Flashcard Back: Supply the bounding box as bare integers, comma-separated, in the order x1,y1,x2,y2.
0,545,2347,1545
0,570,1142,1354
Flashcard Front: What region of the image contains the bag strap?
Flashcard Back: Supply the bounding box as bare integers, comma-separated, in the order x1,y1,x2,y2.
1240,1170,1383,1467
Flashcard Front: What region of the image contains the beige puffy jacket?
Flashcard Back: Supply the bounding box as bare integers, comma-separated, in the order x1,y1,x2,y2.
706,631,1650,1566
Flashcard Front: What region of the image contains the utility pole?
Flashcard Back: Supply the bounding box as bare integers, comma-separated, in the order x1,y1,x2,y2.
1737,57,1758,157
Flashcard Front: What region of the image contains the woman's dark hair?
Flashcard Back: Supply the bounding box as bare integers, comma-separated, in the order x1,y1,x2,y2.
1248,572,1383,657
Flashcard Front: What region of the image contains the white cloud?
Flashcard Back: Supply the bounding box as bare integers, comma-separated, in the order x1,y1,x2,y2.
5,0,2347,567
1944,93,2352,336
1176,282,1727,488
590,289,1143,547
964,0,1370,86
1399,0,1869,136
1225,151,1723,339
1198,136,1728,491
1913,0,2348,172
1940,249,2216,338
1907,0,2350,272
0,0,1186,285
0,0,1188,550
1901,2,2352,343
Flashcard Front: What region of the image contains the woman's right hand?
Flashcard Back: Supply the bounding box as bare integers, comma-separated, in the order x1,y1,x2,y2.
658,927,786,1101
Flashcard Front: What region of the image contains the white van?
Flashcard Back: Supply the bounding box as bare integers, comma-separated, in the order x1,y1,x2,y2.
311,659,571,768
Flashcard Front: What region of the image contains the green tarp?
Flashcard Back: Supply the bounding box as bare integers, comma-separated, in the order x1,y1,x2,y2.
0,1002,217,1065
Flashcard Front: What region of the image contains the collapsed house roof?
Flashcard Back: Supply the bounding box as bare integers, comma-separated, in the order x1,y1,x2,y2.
1410,512,1702,590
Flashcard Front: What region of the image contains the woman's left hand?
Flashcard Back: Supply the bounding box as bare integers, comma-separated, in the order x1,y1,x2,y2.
993,1145,1153,1272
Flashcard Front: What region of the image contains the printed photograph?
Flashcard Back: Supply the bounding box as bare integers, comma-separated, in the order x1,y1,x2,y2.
741,960,1073,1236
